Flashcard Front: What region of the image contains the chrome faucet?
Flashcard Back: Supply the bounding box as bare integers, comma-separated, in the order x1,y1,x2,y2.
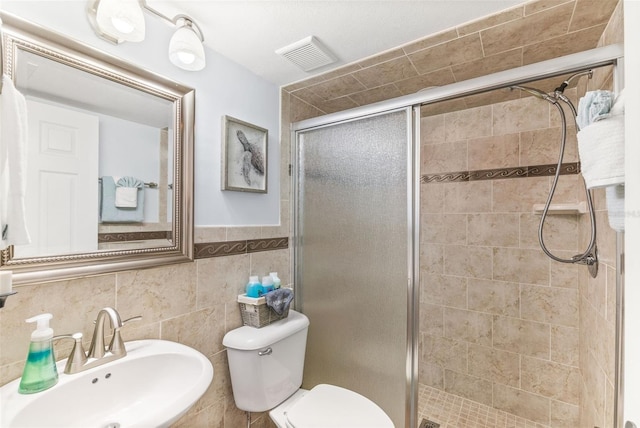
54,307,141,374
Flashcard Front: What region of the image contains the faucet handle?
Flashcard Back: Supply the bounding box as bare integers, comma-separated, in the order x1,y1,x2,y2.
53,332,87,374
109,315,142,357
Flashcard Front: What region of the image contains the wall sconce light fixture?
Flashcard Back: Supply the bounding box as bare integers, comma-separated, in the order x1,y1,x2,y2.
87,0,206,71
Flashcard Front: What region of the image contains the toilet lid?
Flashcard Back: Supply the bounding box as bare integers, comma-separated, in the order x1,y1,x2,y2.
284,384,393,428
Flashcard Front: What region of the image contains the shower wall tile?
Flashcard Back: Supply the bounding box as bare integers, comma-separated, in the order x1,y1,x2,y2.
351,57,418,89
492,96,551,135
420,115,445,145
444,369,493,407
423,141,468,174
519,213,579,252
519,126,579,165
522,357,580,404
394,68,457,96
522,24,607,66
419,360,445,389
492,177,549,212
443,105,492,142
480,1,574,57
551,325,579,366
468,213,519,247
444,181,492,213
467,133,520,170
569,0,620,32
422,334,468,374
444,308,492,346
408,33,484,75
421,183,445,213
423,213,467,245
456,6,523,36
493,316,550,358
420,303,444,336
348,84,402,106
467,279,520,317
493,384,551,425
521,284,579,328
444,245,493,279
550,400,580,428
422,273,468,309
493,247,549,285
467,344,520,388
549,259,580,289
421,243,444,274
450,48,524,83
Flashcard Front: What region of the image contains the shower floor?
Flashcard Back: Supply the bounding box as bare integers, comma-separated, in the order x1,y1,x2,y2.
418,385,549,428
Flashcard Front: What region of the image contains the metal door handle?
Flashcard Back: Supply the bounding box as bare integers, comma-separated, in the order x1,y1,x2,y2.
258,347,272,356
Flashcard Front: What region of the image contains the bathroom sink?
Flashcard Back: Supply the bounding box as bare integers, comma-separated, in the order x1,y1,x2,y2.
0,339,213,428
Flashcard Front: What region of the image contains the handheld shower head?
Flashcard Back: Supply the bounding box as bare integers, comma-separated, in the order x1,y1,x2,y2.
509,85,553,101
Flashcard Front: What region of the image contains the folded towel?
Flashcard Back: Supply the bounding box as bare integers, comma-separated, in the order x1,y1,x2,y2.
606,184,625,232
577,91,625,189
115,176,144,208
100,176,145,223
576,90,614,130
264,288,294,316
0,75,31,246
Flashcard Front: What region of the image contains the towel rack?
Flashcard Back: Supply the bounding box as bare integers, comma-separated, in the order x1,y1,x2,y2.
97,178,161,188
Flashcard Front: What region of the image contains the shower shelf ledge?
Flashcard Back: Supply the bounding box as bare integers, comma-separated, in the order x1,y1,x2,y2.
532,202,587,215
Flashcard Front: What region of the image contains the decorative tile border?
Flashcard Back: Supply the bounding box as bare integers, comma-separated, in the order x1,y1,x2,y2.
421,162,580,184
194,237,289,259
97,230,172,243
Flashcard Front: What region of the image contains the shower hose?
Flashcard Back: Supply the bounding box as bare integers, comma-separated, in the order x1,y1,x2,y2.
510,70,599,278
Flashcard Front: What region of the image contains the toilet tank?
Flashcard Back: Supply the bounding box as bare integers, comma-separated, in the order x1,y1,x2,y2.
222,310,310,412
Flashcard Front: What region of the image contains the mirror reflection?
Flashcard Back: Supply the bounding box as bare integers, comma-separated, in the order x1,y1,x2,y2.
0,12,194,284
14,50,176,258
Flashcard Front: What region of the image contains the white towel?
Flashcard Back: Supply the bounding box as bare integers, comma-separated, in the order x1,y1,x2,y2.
115,187,139,207
114,176,144,208
606,185,625,232
0,75,31,246
577,90,625,189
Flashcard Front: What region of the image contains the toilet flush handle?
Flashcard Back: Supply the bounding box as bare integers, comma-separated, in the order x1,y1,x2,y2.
258,347,272,356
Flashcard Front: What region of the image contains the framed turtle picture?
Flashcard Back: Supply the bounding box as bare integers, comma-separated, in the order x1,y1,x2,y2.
221,115,268,193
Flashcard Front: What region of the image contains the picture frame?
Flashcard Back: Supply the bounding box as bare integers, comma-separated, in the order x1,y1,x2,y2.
221,115,268,193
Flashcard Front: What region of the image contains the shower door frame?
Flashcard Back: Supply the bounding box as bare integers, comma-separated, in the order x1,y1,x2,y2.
292,106,421,428
291,43,624,428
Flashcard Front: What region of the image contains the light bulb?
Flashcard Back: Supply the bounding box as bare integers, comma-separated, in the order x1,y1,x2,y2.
177,51,196,65
111,17,135,34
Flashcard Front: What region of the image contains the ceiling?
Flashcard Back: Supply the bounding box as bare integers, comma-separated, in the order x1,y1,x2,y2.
146,0,530,86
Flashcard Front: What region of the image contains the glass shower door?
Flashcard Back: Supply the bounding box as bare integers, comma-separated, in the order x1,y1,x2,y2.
294,108,418,428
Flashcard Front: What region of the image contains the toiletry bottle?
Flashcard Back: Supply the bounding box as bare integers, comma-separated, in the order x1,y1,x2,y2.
262,275,275,294
19,313,59,394
246,275,263,298
270,272,281,290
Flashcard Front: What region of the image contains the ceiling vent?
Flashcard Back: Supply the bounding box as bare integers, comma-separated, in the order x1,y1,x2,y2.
275,36,337,72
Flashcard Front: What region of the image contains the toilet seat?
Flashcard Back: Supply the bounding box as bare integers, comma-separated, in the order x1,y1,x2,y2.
282,384,393,428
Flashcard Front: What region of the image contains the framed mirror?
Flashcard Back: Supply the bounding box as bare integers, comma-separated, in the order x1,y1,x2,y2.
0,12,194,285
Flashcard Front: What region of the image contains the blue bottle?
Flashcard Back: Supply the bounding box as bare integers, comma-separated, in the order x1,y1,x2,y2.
262,276,274,294
246,276,263,298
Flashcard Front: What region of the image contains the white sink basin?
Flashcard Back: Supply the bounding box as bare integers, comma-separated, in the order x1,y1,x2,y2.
0,339,213,428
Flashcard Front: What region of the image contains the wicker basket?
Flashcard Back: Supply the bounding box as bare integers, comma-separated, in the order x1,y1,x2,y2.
238,293,290,328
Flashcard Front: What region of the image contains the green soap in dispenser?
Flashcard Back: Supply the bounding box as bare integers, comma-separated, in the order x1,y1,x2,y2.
18,313,58,394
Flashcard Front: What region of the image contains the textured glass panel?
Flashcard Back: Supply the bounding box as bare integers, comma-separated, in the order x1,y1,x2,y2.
296,110,409,427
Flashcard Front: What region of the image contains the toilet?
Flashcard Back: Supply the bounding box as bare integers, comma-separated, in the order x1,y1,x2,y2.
222,310,394,428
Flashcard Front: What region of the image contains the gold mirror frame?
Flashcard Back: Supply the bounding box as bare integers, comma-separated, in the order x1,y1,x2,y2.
0,12,194,285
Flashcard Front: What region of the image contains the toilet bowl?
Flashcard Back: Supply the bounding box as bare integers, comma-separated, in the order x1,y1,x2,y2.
269,384,393,428
222,310,393,428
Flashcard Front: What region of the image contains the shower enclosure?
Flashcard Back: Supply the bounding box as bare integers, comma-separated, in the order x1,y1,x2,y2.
292,44,623,428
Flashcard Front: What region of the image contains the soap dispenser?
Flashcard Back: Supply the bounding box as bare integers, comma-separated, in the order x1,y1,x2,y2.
19,313,58,394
